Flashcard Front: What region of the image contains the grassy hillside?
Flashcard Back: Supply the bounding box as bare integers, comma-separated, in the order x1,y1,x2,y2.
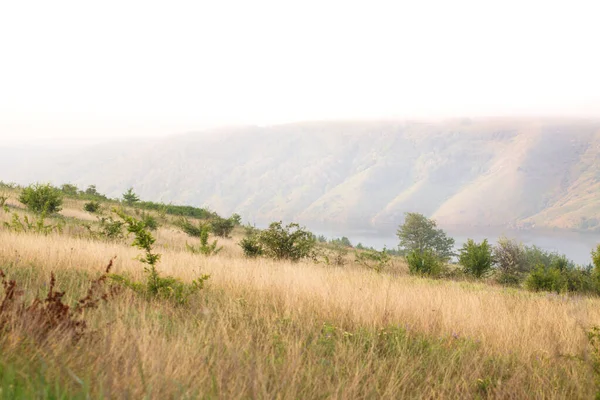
4,118,600,233
1,186,600,398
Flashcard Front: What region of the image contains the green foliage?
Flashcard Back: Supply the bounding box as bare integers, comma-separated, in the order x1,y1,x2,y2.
458,239,493,278
137,200,218,219
112,209,209,304
122,187,140,206
406,249,443,277
230,213,242,226
3,209,64,235
176,217,203,237
525,265,567,293
60,183,79,196
18,183,63,214
92,216,125,240
186,224,222,256
258,221,316,262
210,216,235,238
397,212,455,261
493,237,527,284
0,194,7,207
317,235,327,243
239,236,264,257
330,236,353,247
141,212,159,231
587,326,600,398
82,184,108,200
83,200,101,213
354,248,391,272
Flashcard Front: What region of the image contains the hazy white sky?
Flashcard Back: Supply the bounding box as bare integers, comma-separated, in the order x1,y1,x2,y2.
1,0,599,145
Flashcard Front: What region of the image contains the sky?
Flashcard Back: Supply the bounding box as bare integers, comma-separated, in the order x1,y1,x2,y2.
1,0,599,145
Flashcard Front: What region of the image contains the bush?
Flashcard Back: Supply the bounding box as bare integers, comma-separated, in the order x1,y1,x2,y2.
493,237,527,284
239,236,264,257
458,239,493,278
211,216,235,238
525,265,567,293
176,218,203,237
122,187,140,206
186,224,222,256
18,183,63,214
83,200,101,213
112,209,210,305
141,212,159,231
258,221,316,262
406,249,443,277
355,248,391,272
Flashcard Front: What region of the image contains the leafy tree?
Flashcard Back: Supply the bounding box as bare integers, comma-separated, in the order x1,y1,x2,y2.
83,200,101,213
211,216,235,238
186,224,222,256
239,236,264,257
122,187,140,206
85,185,100,196
493,237,527,284
18,183,63,214
230,213,242,226
258,221,316,262
60,183,79,196
458,239,493,278
397,212,454,260
406,249,443,277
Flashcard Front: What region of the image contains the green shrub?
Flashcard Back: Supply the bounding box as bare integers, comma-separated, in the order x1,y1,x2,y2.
83,200,101,213
141,212,159,231
95,216,125,240
3,210,64,235
186,224,222,256
239,236,264,257
493,237,527,284
525,265,566,293
18,183,63,214
355,248,391,272
406,249,443,277
258,222,316,262
230,213,242,226
122,187,140,206
112,209,210,304
458,239,493,278
210,216,235,238
60,183,79,196
176,217,203,237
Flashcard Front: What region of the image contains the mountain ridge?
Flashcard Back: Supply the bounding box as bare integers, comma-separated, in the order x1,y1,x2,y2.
4,117,600,233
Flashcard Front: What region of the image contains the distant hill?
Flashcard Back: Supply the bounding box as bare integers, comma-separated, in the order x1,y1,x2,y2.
4,117,600,233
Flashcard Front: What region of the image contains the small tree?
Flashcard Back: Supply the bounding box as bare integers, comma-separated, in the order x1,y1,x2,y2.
493,237,527,285
230,213,242,226
60,183,79,196
211,216,235,238
355,248,391,273
18,183,63,214
406,249,443,277
397,212,454,260
458,239,493,278
84,200,101,213
259,221,316,262
122,187,140,206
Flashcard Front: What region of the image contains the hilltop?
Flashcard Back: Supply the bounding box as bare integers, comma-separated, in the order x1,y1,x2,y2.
4,117,600,232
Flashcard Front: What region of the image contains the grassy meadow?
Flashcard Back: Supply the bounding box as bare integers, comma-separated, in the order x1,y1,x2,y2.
1,188,599,399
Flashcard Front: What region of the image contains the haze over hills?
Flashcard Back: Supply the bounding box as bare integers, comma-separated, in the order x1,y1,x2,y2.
4,117,600,234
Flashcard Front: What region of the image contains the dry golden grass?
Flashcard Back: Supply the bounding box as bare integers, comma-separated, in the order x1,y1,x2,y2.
1,199,599,398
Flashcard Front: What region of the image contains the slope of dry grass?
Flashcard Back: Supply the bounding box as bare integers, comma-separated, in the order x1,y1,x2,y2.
1,197,599,398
